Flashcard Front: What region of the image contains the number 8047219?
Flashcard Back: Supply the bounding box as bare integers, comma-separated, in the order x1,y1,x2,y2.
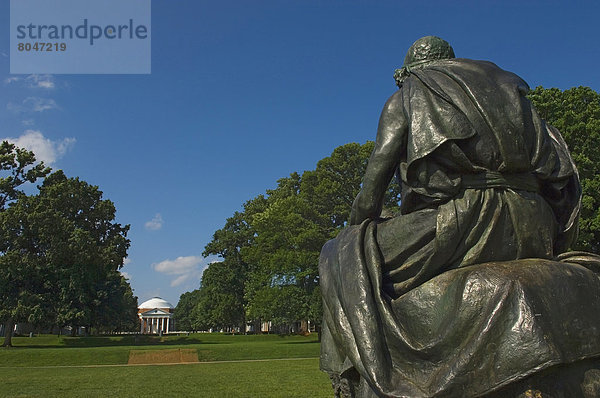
17,42,66,52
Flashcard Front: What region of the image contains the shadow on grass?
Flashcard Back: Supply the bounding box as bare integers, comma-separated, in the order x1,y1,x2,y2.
2,335,226,349
60,336,227,348
2,333,321,349
283,340,320,344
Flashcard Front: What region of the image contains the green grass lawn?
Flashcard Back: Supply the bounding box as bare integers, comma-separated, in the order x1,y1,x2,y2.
0,333,321,366
0,334,333,397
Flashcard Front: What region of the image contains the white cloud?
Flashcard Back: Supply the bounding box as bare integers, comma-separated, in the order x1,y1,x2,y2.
145,213,163,231
26,74,55,89
123,258,132,265
152,255,217,288
1,130,75,165
153,255,203,275
7,97,59,113
170,274,190,287
4,77,21,84
26,97,58,112
120,271,131,280
22,119,34,126
4,75,55,89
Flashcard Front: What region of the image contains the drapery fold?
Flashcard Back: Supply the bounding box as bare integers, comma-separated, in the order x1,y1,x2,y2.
320,223,600,397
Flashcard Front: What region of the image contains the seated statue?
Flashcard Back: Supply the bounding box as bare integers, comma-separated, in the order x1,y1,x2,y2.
319,36,600,397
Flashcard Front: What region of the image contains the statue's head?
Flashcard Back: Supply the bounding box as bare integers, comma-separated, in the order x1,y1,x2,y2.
404,36,455,67
394,36,455,87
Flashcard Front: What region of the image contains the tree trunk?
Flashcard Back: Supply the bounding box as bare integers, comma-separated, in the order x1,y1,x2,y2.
2,318,15,347
300,319,309,334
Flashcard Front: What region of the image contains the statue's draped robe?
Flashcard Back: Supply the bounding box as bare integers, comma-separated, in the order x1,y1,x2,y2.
320,59,600,397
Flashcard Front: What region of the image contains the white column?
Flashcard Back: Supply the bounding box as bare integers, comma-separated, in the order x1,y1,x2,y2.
166,318,169,333
140,318,144,333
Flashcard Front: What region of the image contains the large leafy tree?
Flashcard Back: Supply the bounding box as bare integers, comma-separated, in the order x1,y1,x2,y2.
528,86,600,252
192,260,246,332
174,289,202,331
301,142,400,229
0,142,49,347
0,169,132,346
189,142,400,334
246,285,308,333
198,196,268,331
36,171,131,333
0,200,58,346
90,273,138,333
0,141,50,210
241,142,400,332
242,175,326,331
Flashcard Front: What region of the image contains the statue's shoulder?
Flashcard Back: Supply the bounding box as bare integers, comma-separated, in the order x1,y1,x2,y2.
432,58,510,76
380,90,405,120
429,58,530,92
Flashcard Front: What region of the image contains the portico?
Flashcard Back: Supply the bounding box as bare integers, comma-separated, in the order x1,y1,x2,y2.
138,297,174,334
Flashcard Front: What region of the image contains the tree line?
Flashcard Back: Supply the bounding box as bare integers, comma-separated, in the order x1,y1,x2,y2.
0,142,136,347
174,86,600,335
175,141,400,334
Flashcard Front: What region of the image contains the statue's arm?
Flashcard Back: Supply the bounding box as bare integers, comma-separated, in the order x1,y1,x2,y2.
350,92,407,225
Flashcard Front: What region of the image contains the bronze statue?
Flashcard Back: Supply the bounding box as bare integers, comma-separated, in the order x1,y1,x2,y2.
320,36,600,397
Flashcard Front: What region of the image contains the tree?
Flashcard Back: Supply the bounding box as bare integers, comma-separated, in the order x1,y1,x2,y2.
196,142,402,334
91,273,138,333
241,142,399,332
0,169,131,345
201,195,269,332
0,190,69,345
0,141,50,210
528,86,600,252
174,289,202,331
242,189,326,331
0,142,49,347
36,171,130,333
246,285,307,333
192,260,246,332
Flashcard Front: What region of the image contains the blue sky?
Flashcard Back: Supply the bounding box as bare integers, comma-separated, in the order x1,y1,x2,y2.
1,0,599,306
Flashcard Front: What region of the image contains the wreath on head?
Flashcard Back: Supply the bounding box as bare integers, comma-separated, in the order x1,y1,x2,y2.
394,36,455,88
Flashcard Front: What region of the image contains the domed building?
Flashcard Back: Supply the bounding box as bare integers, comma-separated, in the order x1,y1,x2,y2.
138,297,174,334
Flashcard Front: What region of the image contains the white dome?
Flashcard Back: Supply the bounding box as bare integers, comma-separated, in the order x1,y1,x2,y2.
139,297,174,309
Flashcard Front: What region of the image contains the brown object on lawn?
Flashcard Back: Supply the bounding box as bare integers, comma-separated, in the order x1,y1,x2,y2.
128,348,199,364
